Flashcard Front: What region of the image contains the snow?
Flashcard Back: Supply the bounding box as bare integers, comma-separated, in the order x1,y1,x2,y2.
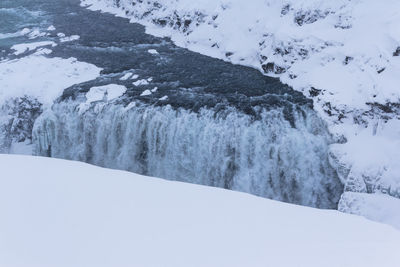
328,119,400,212
33,48,53,55
9,141,33,155
151,86,158,92
27,28,46,39
148,48,159,54
47,25,56,31
140,89,152,96
0,55,102,107
159,95,168,101
20,28,31,36
119,72,133,80
0,53,101,153
11,41,57,55
81,0,400,214
78,84,127,113
86,84,127,102
0,28,29,40
0,154,399,267
133,78,149,86
339,192,400,230
59,35,80,43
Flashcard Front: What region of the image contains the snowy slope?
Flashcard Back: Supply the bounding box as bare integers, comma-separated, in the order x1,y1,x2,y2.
80,0,400,215
1,155,400,267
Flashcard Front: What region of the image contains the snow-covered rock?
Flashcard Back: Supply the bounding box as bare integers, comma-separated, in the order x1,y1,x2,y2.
86,84,127,102
0,55,101,106
59,35,80,43
11,41,56,55
119,72,133,80
0,154,399,267
330,119,400,199
78,84,127,113
339,191,400,230
140,89,152,96
148,48,159,54
0,97,42,153
0,55,101,152
132,78,150,86
46,25,56,31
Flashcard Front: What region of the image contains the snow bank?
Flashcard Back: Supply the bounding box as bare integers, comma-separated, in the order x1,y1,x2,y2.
80,0,400,212
329,119,400,199
0,154,399,267
11,41,57,55
0,55,101,106
339,192,400,230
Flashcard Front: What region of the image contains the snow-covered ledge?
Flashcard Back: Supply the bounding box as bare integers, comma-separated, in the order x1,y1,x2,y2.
80,0,400,220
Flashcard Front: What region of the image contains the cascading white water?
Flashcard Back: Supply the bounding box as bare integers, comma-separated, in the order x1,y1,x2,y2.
33,100,343,208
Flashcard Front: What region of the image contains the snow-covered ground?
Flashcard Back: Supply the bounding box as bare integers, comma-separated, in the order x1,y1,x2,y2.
0,154,399,267
0,55,101,106
80,0,400,222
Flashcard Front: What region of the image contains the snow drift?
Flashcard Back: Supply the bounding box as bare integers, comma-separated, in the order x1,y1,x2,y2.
1,154,399,267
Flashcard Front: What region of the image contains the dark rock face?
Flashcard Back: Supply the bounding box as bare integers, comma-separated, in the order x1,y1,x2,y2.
394,47,400,56
294,10,330,26
262,62,286,74
309,87,322,97
343,56,353,65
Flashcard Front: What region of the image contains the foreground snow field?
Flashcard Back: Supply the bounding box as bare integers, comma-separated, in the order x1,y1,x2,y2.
0,155,399,267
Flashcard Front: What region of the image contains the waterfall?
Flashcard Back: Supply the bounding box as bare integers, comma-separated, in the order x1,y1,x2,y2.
33,100,343,208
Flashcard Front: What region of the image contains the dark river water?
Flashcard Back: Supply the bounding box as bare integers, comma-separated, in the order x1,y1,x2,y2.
0,0,343,208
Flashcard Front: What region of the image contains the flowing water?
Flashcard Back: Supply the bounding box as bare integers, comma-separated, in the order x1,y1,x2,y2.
1,0,343,208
